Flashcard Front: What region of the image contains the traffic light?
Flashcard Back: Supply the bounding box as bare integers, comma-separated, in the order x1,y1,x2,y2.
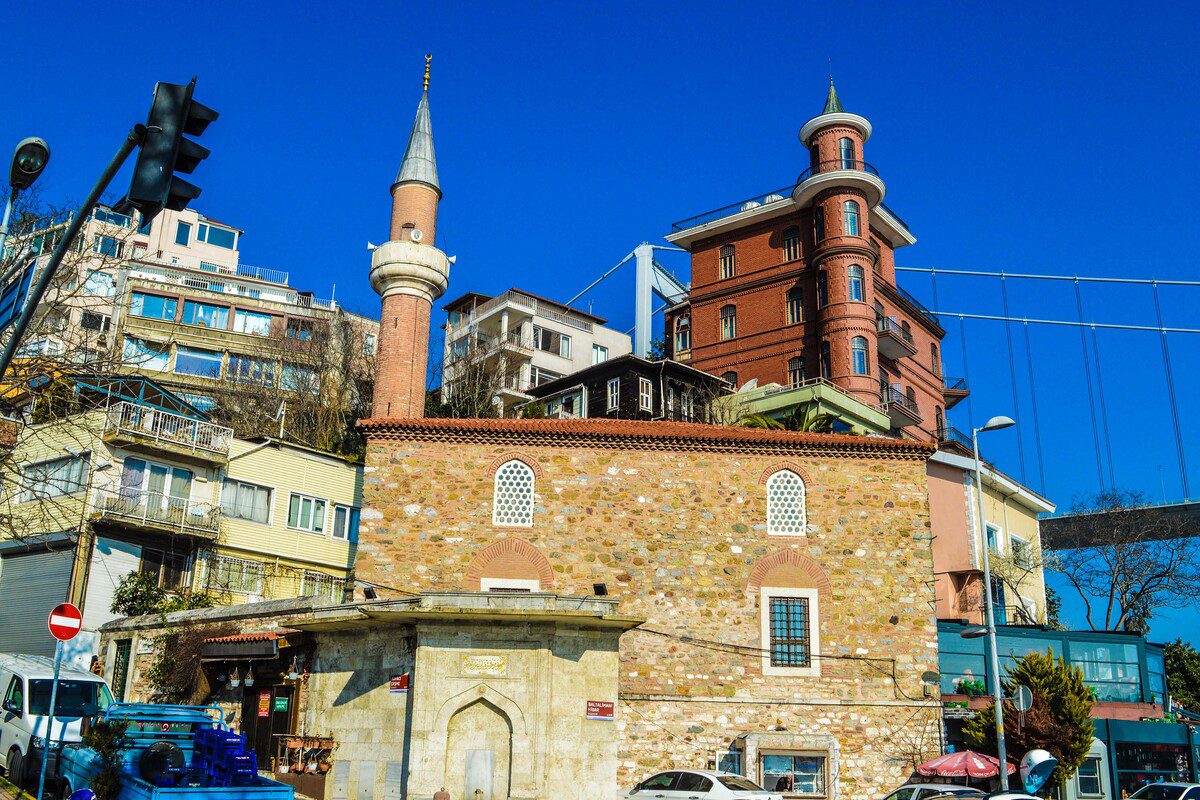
118,78,218,222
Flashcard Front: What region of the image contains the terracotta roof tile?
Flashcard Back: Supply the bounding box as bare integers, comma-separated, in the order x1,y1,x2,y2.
203,630,298,644
359,417,933,459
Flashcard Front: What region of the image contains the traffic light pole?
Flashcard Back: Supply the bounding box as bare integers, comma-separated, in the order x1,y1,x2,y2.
0,124,145,381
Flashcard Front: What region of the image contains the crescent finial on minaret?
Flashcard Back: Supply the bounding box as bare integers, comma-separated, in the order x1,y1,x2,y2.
423,54,432,92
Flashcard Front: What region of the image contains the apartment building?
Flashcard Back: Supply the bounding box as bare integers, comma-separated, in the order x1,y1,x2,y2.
663,81,966,445
440,289,631,415
0,377,362,667
15,204,378,414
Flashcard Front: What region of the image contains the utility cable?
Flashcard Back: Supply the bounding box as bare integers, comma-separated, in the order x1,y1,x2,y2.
1021,322,1047,493
1000,275,1027,482
1089,326,1116,488
1073,280,1106,489
1152,281,1190,498
897,266,1200,287
957,316,976,431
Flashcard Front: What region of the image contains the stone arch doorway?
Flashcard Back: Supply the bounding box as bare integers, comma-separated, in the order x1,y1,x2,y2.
445,698,513,800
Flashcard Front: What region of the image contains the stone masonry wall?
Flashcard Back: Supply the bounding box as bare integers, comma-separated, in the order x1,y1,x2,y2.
356,425,941,800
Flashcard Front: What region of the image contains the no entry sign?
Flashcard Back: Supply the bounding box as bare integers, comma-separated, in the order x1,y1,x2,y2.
48,602,82,641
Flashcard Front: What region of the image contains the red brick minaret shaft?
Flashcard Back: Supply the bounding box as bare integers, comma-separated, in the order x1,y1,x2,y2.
369,55,450,419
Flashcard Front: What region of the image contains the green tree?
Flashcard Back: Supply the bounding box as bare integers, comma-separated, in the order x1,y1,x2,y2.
1164,639,1200,712
111,572,215,617
963,649,1095,789
1044,586,1066,631
81,718,130,800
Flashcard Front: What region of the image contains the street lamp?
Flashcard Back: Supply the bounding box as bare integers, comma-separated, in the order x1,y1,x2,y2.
971,414,1016,784
0,137,51,259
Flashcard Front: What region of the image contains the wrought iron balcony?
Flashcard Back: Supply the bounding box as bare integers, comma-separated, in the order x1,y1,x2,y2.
94,488,221,539
875,314,917,360
876,202,910,232
942,375,970,409
796,158,880,183
879,382,921,427
103,401,233,462
670,186,795,234
937,425,974,454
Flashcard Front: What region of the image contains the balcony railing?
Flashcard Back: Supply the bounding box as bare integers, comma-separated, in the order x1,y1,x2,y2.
875,314,914,346
104,401,234,457
891,283,940,327
670,185,795,233
128,257,330,311
95,488,221,538
757,376,886,412
937,425,973,450
796,158,880,183
943,375,969,393
453,289,594,333
876,202,910,233
880,382,920,415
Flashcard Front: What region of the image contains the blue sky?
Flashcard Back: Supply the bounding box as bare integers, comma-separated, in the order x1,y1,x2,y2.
3,1,1199,642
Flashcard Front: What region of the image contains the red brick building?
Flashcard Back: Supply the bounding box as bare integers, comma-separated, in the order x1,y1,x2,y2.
664,82,966,443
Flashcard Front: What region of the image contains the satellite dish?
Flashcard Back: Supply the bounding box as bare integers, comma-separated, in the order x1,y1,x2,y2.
763,194,785,202
1013,684,1034,712
740,201,761,211
736,378,759,393
1020,749,1058,794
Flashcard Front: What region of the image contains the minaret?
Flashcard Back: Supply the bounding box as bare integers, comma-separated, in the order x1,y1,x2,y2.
795,80,885,404
369,55,451,418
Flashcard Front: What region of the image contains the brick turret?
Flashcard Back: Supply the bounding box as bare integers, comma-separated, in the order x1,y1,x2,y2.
370,55,451,419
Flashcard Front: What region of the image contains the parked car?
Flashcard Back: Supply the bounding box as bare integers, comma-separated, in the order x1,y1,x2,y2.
0,653,114,789
628,769,784,799
883,784,985,800
1128,784,1200,800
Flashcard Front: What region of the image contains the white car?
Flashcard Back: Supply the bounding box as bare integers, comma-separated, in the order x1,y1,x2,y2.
1128,784,1200,800
628,769,783,800
883,785,984,800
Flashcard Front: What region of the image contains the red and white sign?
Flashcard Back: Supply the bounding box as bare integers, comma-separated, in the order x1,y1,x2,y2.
585,700,615,721
389,674,410,694
47,603,82,641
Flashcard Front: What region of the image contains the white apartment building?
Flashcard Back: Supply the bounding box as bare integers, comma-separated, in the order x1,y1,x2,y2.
440,289,632,415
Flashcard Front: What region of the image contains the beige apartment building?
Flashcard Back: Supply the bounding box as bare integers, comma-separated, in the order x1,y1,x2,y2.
440,289,632,415
15,205,378,414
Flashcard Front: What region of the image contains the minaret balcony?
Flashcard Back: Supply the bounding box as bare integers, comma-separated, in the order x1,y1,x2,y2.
793,159,885,209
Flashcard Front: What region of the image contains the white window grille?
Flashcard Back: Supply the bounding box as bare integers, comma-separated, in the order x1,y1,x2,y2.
607,378,620,411
766,469,807,535
638,377,653,411
493,459,535,527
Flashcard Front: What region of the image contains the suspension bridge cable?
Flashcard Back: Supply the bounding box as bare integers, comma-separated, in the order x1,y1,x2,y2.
1151,281,1191,498
1073,279,1107,489
935,311,1200,334
1022,322,1047,492
930,269,941,313
897,266,1200,287
957,316,976,430
1000,275,1028,481
1089,325,1117,487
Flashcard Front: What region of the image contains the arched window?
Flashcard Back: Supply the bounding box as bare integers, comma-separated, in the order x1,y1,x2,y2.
843,200,860,237
931,342,941,374
851,336,869,375
766,469,807,536
816,270,828,307
721,370,738,387
786,287,803,325
848,265,864,302
719,244,736,279
838,137,855,170
787,357,805,388
493,459,535,527
720,304,737,340
905,386,917,408
782,226,802,262
819,341,831,379
814,207,825,242
674,315,691,353
935,405,945,437
901,320,912,340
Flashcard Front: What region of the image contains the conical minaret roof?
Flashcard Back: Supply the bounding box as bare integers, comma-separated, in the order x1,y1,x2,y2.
394,57,439,194
823,78,844,114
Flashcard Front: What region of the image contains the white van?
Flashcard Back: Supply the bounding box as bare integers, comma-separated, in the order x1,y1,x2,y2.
0,654,114,788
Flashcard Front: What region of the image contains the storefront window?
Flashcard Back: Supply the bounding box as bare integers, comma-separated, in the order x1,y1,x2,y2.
1146,647,1166,703
1069,641,1142,702
761,754,826,797
1114,742,1191,797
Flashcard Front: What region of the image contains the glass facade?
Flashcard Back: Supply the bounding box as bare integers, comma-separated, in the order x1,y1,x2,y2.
937,621,1166,703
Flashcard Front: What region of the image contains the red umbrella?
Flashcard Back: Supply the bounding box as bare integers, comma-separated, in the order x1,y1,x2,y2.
916,751,1017,779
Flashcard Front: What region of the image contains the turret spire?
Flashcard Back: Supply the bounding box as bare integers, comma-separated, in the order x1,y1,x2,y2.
823,78,844,115
395,55,439,194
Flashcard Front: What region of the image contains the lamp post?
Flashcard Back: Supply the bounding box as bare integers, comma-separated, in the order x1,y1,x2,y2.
0,138,51,258
970,415,1016,785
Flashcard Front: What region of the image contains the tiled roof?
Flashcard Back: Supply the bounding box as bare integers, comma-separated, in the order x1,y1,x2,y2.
359,417,934,459
203,630,297,645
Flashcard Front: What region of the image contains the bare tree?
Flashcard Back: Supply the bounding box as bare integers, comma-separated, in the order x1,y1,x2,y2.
1046,489,1199,633
426,329,519,419
989,535,1048,624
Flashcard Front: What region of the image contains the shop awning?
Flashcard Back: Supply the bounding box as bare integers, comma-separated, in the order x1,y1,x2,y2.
201,630,299,660
917,751,1015,778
